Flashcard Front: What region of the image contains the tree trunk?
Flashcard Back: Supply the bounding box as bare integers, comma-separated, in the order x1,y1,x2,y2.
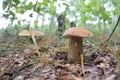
57,15,65,39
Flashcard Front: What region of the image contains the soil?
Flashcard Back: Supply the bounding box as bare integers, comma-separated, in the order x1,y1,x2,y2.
0,36,120,80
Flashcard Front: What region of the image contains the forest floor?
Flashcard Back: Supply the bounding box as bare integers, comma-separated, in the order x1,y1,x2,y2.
0,35,120,80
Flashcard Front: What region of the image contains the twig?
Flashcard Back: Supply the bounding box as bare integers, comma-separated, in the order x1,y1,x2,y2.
106,15,120,42
101,15,120,45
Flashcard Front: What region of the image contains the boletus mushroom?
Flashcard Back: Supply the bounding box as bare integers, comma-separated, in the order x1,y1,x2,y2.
63,27,93,64
18,30,44,56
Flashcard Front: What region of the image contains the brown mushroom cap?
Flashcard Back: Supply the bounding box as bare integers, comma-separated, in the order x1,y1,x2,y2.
63,27,93,38
18,30,44,36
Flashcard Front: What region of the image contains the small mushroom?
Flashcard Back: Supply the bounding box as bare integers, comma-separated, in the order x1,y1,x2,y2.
18,30,44,56
63,27,93,63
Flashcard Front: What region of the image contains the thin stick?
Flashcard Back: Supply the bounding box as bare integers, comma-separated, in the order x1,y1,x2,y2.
106,15,120,42
100,15,120,45
81,53,85,79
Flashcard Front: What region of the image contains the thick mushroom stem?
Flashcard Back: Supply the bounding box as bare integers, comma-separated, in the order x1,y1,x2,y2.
68,37,83,63
31,35,40,56
69,37,85,75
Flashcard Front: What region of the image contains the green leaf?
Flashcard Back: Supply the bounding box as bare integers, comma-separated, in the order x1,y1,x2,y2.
13,0,20,5
16,8,25,14
24,2,33,10
49,3,56,15
36,7,41,13
34,20,38,27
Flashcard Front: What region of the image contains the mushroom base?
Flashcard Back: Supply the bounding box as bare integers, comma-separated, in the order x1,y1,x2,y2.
68,37,83,63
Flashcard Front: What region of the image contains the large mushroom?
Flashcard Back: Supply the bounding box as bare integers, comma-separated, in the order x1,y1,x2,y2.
63,27,93,64
18,30,44,56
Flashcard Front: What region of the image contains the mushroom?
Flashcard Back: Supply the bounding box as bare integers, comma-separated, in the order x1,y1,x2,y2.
63,27,93,64
18,30,44,56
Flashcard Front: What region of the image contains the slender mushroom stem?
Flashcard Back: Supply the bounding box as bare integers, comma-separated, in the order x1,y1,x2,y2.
31,35,40,56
